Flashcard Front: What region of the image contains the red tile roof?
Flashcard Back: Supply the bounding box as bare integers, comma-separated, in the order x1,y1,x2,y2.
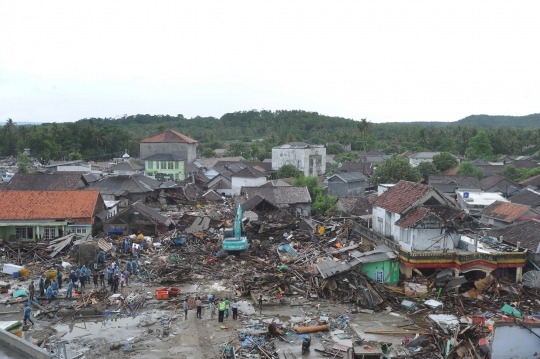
0,190,101,222
374,181,432,214
395,206,462,228
479,200,531,223
140,130,197,144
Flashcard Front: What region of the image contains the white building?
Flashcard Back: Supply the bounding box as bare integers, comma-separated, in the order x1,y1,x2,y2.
409,152,441,167
272,142,326,177
372,181,462,252
456,190,508,215
231,167,267,195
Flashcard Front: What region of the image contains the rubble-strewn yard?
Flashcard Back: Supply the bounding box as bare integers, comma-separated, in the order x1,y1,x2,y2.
2,201,540,359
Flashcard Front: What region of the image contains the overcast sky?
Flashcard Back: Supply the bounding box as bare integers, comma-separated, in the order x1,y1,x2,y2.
1,1,539,124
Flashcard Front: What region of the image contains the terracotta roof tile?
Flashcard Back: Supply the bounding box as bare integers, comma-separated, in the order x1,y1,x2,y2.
6,173,87,191
479,174,522,193
0,190,101,221
140,130,197,144
479,200,531,223
441,166,459,175
374,181,432,214
519,174,540,188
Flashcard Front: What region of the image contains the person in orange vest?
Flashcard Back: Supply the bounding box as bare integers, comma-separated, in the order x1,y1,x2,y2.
335,242,341,249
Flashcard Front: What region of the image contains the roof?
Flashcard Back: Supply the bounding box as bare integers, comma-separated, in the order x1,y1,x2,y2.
109,162,143,171
143,153,185,161
400,150,417,158
337,193,378,216
409,152,440,159
519,174,540,188
471,158,490,165
230,167,266,178
273,142,325,149
213,161,273,172
242,195,280,211
88,175,161,195
474,164,505,178
202,190,223,202
260,179,291,188
5,172,87,191
340,161,374,176
479,174,522,193
130,201,171,225
140,130,197,144
328,172,367,182
374,181,432,214
0,190,101,221
428,175,480,188
241,186,312,205
395,206,463,228
479,200,532,223
487,220,540,252
45,160,83,167
510,159,539,169
457,190,509,206
510,188,540,208
195,157,245,169
441,165,460,175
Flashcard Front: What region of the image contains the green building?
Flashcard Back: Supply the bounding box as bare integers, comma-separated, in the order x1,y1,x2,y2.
143,154,185,181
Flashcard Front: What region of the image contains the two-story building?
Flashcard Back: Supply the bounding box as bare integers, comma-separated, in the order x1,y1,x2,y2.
327,172,367,198
143,154,186,181
140,130,197,163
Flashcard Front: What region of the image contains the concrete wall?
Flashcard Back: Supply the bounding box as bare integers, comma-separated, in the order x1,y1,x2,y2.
144,160,185,180
231,176,267,195
0,327,50,359
492,323,540,359
360,260,399,284
140,142,196,163
272,147,326,176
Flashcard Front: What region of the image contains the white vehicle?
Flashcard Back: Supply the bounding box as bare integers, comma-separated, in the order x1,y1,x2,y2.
1,172,14,182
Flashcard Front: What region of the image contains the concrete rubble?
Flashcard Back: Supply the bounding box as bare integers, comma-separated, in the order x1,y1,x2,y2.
1,201,540,358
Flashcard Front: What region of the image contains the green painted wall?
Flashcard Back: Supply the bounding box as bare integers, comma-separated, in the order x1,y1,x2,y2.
145,160,185,180
360,260,399,285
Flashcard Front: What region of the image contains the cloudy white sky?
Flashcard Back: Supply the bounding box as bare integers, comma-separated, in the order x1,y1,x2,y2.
0,1,538,124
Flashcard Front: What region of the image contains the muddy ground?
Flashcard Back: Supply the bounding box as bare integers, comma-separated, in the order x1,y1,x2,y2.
1,277,414,359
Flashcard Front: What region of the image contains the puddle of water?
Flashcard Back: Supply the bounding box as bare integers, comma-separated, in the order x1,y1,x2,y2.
55,315,142,341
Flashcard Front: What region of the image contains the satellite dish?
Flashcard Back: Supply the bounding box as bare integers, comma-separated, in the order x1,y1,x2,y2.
522,270,540,288
463,192,469,199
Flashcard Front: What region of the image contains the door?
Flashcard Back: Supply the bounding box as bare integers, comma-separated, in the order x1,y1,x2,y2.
375,270,384,283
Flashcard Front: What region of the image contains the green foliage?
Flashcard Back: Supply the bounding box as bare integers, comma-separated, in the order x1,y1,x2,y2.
465,131,493,160
502,164,523,181
338,152,358,163
416,161,439,179
372,155,421,185
224,141,251,158
17,152,30,174
70,152,83,160
456,162,484,180
292,176,335,214
313,194,337,214
516,167,540,182
276,164,302,179
326,144,344,155
202,148,217,158
432,152,458,172
326,163,340,177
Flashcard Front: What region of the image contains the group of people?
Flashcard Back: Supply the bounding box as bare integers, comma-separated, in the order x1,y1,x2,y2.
122,237,146,257
182,296,240,322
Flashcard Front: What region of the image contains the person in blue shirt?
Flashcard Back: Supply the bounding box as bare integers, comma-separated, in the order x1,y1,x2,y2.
99,250,106,264
114,265,119,276
75,267,81,279
131,260,138,275
38,276,45,297
46,286,57,300
65,279,73,299
126,261,132,276
23,304,34,326
51,279,58,291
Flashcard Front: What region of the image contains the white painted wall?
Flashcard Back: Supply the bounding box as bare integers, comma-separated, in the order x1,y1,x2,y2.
231,176,267,195
272,146,326,176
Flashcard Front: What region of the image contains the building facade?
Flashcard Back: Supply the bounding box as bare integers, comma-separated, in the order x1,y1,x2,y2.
144,154,186,181
272,142,326,177
140,130,197,163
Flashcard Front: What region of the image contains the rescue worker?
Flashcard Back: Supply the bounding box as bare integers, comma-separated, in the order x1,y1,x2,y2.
232,299,238,320
65,279,73,299
218,299,226,323
28,280,35,301
23,303,34,326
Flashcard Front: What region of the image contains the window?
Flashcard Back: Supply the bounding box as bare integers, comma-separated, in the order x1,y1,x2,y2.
147,161,153,170
15,227,33,239
168,161,174,169
43,227,56,240
70,226,88,234
161,161,167,169
175,161,179,169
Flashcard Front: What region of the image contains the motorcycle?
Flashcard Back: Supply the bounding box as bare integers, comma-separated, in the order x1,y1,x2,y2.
301,335,311,355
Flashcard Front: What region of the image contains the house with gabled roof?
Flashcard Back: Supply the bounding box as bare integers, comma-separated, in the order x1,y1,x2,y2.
510,188,540,209
479,201,540,228
231,167,267,195
86,175,161,208
327,172,367,198
479,174,522,196
519,174,540,189
239,186,312,216
487,220,540,260
140,130,197,163
0,190,105,241
104,200,172,236
373,181,461,251
428,175,480,196
109,161,143,176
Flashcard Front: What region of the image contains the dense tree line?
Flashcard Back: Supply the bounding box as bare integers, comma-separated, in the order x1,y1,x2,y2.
2,110,540,162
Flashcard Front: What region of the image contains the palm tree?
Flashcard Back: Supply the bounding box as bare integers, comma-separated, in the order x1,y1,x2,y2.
355,118,370,153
